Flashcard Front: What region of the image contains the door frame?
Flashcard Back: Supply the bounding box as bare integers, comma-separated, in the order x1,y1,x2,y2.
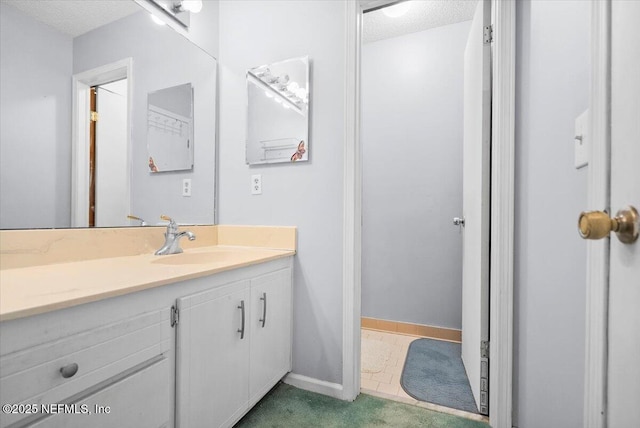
583,1,610,427
342,2,516,427
71,58,133,227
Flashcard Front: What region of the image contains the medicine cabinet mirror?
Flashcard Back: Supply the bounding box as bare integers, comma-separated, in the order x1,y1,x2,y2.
246,56,310,165
147,83,194,173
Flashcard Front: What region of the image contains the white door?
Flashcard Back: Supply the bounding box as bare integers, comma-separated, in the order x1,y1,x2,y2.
249,268,292,406
608,1,640,424
461,0,491,415
95,79,129,227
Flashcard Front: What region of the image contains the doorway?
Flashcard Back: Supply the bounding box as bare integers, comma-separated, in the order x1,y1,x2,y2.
343,1,515,426
359,0,489,420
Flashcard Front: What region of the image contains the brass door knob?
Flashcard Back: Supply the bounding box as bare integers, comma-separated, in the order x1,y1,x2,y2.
578,206,639,243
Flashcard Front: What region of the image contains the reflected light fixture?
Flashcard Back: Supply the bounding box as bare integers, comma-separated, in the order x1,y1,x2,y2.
249,66,308,108
382,1,411,18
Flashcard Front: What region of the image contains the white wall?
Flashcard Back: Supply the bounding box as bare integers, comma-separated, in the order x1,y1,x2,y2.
73,11,217,226
0,3,73,229
361,21,471,329
218,0,346,384
514,1,589,426
186,0,219,59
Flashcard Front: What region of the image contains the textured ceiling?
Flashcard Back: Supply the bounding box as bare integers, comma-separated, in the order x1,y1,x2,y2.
2,0,141,37
363,0,478,44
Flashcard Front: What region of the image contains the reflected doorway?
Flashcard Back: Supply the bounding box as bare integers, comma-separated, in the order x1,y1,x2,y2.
71,58,132,228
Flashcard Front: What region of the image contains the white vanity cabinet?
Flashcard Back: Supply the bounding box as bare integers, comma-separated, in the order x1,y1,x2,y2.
176,267,293,428
0,256,293,428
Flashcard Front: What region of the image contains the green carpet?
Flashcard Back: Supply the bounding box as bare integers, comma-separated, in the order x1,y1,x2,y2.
235,383,489,428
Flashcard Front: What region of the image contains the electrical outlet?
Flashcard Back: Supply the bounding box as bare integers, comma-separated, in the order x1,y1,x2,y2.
251,174,262,195
182,179,192,197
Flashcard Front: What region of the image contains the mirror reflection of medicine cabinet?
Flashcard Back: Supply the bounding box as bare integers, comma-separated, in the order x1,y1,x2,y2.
147,83,194,173
246,56,310,165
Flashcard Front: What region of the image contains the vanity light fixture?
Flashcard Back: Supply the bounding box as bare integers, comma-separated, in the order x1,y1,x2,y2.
173,0,203,14
382,1,411,18
146,0,202,28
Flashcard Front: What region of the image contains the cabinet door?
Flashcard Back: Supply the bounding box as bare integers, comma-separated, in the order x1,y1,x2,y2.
176,280,250,428
249,268,292,405
30,357,170,428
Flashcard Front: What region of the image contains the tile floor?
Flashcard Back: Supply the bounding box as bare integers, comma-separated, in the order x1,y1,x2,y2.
360,328,489,423
360,329,415,399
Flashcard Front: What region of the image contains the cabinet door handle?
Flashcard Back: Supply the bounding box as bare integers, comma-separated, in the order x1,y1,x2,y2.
259,292,267,328
60,363,79,379
237,300,245,339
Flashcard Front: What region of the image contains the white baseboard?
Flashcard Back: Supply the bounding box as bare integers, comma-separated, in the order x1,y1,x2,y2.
283,373,344,400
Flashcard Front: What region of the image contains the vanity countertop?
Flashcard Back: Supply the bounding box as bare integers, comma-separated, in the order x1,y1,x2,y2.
0,245,295,322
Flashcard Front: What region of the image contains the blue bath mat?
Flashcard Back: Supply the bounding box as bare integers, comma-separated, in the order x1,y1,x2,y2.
400,338,478,414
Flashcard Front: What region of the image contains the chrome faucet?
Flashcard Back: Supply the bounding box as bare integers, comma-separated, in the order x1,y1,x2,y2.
155,215,196,255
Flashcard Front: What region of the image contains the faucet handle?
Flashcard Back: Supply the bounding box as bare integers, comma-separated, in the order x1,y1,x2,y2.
127,215,146,226
160,214,173,222
160,215,178,230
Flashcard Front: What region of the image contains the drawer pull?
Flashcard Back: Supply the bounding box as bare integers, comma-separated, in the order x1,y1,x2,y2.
60,363,79,379
259,292,267,328
237,300,245,340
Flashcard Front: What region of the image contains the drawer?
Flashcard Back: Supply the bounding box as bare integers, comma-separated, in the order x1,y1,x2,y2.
0,309,171,428
29,356,170,428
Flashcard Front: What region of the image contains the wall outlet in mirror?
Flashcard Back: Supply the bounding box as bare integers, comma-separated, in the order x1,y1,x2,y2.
246,56,310,165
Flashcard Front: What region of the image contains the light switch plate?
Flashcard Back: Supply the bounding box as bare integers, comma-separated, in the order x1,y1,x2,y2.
251,174,262,195
574,109,589,169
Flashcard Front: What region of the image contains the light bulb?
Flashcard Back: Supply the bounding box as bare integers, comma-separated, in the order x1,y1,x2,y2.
382,1,411,18
151,15,166,26
274,97,282,104
283,103,290,109
277,74,290,85
254,67,269,77
180,0,203,13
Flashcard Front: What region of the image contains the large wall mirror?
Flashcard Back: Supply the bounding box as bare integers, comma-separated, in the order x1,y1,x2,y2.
246,56,310,165
0,0,217,229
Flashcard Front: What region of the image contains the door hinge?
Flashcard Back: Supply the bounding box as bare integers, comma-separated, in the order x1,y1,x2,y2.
171,305,179,327
481,340,490,358
480,340,490,415
90,111,99,122
483,25,493,44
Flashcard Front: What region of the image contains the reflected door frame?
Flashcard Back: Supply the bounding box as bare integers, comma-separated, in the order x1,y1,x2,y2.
341,2,516,428
71,58,133,227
